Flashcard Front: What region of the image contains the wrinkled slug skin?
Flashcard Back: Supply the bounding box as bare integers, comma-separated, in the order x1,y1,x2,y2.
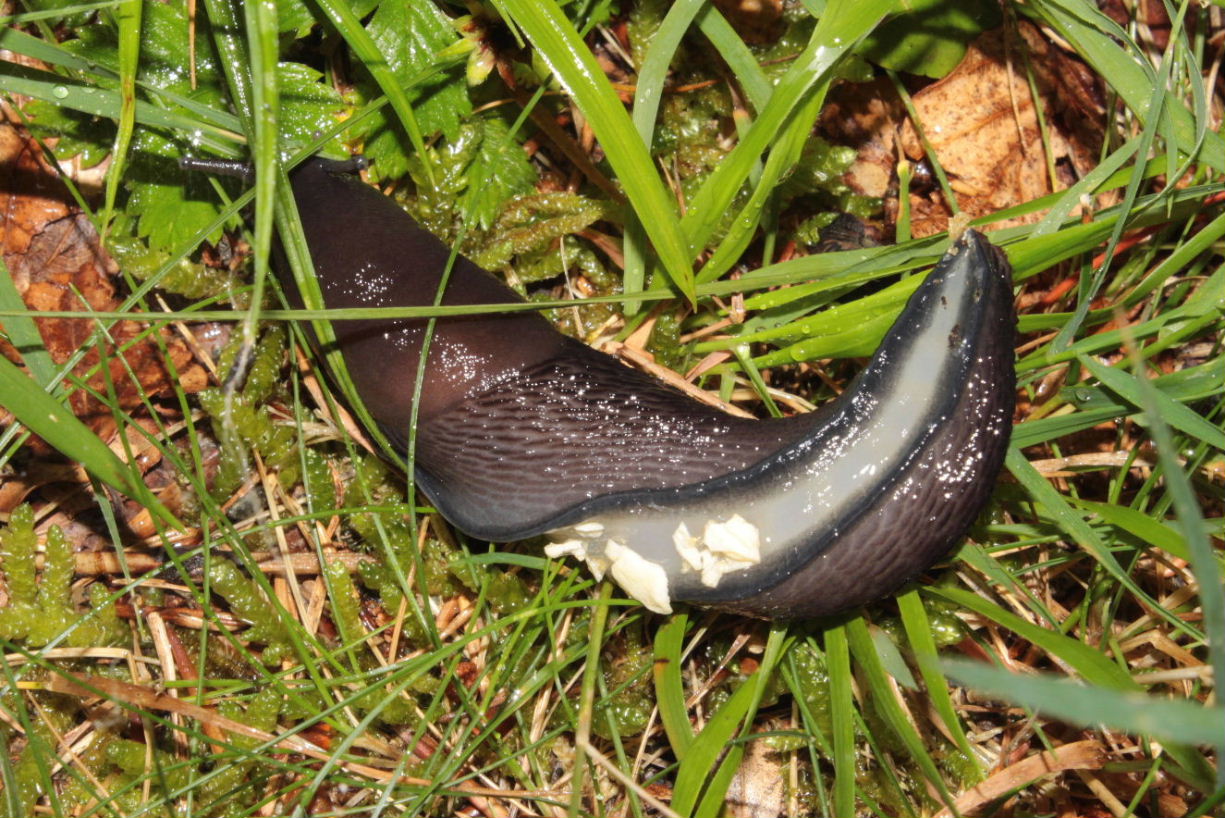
282,159,1016,620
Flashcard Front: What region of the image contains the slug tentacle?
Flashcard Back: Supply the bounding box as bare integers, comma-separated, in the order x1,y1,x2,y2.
279,158,1016,620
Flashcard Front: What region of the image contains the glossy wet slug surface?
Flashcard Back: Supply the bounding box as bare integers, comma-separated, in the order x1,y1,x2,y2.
281,158,1016,619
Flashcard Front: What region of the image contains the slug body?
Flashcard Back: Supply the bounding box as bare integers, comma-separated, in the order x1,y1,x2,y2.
282,158,1015,619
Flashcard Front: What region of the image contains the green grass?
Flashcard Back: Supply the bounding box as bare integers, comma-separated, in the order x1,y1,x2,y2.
0,0,1222,816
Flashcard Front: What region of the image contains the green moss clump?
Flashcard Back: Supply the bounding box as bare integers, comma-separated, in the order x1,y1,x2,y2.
85,583,127,644
0,505,124,646
24,524,75,645
593,630,655,740
5,723,51,817
347,455,462,600
206,561,292,665
200,381,296,493
472,194,610,274
200,325,331,503
0,504,39,638
217,325,286,405
99,688,286,817
480,568,532,615
644,311,687,372
347,456,415,567
107,237,242,303
55,738,118,816
788,640,833,740
324,559,364,653
301,447,337,518
323,560,423,725
355,559,405,623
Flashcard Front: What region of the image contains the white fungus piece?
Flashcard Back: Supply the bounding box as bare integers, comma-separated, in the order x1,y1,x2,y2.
672,522,704,573
545,535,611,581
604,541,672,614
586,554,610,582
544,539,588,561
702,514,761,563
673,514,763,588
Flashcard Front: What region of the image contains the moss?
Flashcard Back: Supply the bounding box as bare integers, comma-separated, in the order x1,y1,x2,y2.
644,310,688,374
55,738,117,816
200,387,319,500
0,504,39,639
201,325,332,502
233,324,286,405
2,691,92,817
480,568,532,615
99,688,285,817
201,688,283,814
593,630,654,740
206,561,292,665
85,583,128,645
403,122,484,240
355,560,405,624
347,454,464,603
6,725,49,818
107,237,241,303
0,505,123,647
529,238,621,341
326,561,424,724
788,640,833,740
176,629,262,682
472,193,610,274
626,0,668,69
323,559,364,654
301,447,337,518
24,524,74,645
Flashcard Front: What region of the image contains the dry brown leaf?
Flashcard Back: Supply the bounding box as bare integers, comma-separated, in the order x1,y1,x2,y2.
1,117,210,444
897,24,1103,236
823,22,1105,237
725,735,788,818
938,739,1109,817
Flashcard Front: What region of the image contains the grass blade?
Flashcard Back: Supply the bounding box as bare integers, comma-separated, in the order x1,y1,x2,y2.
1128,345,1225,786
0,355,175,525
897,589,980,775
695,6,771,111
927,586,1138,689
679,0,893,256
1077,354,1225,451
621,0,706,315
651,613,694,759
311,0,434,184
825,624,856,816
944,660,1225,748
846,617,955,813
498,0,695,301
0,256,56,388
1005,445,1206,639
1030,0,1224,173
101,0,141,235
0,63,242,156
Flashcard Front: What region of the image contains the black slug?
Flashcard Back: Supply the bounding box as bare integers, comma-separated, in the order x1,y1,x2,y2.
277,157,1016,620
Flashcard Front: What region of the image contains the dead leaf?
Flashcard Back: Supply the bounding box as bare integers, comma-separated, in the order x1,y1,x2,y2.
725,735,788,818
1,116,210,445
937,739,1108,817
823,22,1105,237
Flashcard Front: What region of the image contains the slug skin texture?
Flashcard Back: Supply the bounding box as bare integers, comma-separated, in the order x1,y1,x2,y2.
281,158,1016,619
